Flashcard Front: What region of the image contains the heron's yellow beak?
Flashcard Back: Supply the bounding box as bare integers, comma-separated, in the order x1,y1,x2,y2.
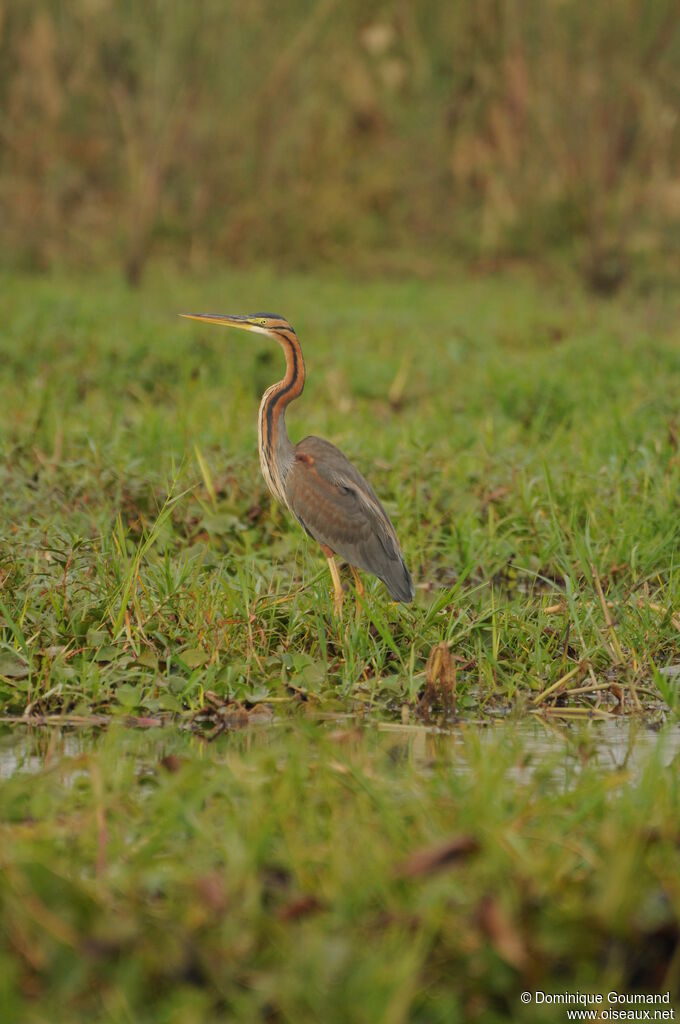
179,313,263,333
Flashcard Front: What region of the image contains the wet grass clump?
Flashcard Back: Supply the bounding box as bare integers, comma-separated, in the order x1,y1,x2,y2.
1,721,679,1022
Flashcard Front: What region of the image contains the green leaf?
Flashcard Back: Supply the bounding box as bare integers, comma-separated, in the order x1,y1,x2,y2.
116,684,141,708
301,661,326,688
181,648,209,669
0,653,29,679
94,646,119,663
137,650,158,669
86,629,110,647
157,692,182,712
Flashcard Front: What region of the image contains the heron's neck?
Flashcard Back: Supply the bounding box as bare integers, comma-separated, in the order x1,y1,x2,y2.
257,327,305,506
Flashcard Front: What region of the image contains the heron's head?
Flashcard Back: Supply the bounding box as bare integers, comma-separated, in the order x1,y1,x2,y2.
179,312,294,337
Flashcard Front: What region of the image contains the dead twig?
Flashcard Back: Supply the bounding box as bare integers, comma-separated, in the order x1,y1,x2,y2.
532,663,582,705
395,835,480,879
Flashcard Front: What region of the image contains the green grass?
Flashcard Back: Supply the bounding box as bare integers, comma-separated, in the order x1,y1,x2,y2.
1,720,679,1023
0,266,679,720
1,267,680,1020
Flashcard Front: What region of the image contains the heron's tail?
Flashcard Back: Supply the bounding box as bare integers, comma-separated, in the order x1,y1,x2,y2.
383,558,415,603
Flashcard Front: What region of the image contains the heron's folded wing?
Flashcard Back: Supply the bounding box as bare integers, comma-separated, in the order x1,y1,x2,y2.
285,437,413,601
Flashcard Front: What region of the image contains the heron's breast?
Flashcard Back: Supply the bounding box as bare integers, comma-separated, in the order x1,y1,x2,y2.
258,445,290,507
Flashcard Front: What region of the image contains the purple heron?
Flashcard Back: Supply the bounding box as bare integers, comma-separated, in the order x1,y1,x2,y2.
180,313,414,614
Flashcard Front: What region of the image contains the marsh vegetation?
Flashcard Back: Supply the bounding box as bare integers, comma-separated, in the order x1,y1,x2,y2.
1,257,679,1021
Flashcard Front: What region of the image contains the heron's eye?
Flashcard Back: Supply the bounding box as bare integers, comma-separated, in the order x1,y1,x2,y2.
260,319,267,326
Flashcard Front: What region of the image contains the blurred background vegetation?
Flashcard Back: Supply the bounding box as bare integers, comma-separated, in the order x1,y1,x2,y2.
1,0,680,288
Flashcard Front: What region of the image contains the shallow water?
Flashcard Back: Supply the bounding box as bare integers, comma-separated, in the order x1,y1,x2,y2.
1,715,678,783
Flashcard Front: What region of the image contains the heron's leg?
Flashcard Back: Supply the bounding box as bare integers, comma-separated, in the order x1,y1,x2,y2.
327,557,344,617
352,569,364,614
350,565,365,598
320,545,344,617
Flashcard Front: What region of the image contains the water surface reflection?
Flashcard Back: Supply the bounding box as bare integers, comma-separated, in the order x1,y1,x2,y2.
1,715,678,785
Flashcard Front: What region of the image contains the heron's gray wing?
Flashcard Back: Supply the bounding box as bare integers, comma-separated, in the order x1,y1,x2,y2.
285,436,414,602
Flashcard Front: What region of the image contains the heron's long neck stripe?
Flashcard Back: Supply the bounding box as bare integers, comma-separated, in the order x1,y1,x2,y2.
261,329,304,455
